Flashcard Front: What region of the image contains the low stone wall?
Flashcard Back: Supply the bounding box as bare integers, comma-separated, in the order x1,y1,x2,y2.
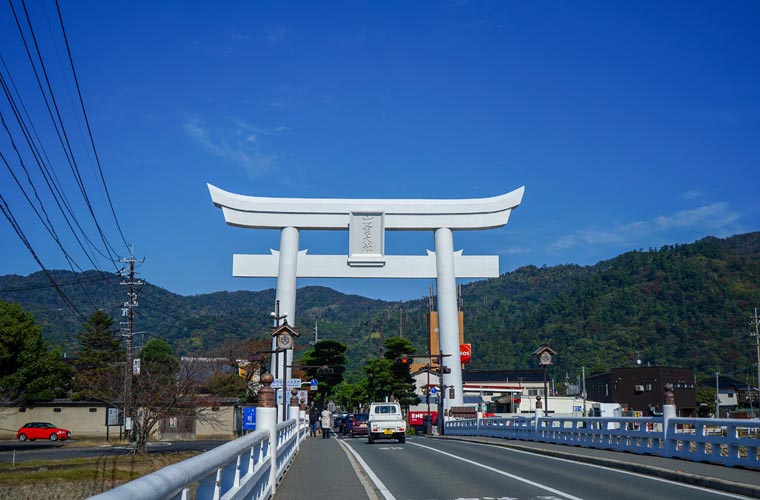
0,403,237,441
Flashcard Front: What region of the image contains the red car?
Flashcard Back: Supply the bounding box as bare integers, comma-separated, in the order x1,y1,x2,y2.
16,422,72,442
349,413,369,438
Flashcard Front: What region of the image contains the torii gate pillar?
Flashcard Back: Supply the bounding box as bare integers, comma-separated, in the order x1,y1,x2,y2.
275,226,299,379
434,227,462,404
209,184,524,412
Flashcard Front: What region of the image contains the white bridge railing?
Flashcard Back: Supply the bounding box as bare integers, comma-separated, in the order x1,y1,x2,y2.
88,407,308,500
446,415,760,469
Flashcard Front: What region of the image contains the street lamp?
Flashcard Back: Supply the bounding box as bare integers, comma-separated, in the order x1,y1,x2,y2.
270,300,299,422
533,344,556,416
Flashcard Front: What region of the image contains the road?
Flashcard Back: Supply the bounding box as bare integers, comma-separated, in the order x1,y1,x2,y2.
337,435,754,500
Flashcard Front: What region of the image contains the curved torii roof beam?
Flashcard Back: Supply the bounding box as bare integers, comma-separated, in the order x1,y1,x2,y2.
208,183,525,231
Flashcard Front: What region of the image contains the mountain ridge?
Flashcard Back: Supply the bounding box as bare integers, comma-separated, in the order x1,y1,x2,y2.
1,231,758,381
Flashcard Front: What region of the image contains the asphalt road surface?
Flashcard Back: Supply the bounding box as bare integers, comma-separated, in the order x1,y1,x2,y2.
335,436,756,500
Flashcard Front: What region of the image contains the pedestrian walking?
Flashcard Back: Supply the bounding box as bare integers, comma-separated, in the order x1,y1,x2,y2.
320,408,332,439
309,406,319,437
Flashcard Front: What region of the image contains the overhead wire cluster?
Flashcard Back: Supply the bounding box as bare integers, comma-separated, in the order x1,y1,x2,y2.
0,0,132,325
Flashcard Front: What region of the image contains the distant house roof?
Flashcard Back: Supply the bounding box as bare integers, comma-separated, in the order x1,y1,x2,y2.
699,374,758,392
462,369,544,383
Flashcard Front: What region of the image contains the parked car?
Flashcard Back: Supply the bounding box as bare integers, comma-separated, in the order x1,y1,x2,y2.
350,413,369,438
16,422,72,442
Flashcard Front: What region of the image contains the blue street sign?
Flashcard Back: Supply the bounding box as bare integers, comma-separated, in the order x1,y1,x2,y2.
430,387,437,394
243,407,256,431
310,378,318,386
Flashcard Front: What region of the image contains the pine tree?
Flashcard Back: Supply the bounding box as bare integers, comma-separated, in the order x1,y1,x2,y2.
74,310,123,370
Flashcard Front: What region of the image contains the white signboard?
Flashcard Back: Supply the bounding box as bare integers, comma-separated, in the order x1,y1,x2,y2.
276,389,309,406
270,378,302,389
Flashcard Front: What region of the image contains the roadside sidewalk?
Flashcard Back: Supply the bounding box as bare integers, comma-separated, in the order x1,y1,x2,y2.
273,435,376,500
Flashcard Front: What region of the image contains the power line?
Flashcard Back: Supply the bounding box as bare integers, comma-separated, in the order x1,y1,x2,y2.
0,0,133,316
0,271,112,292
16,0,120,265
0,60,117,268
0,191,87,325
54,0,129,254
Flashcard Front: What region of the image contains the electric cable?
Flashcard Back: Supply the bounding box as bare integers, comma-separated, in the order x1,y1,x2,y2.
0,191,87,325
0,60,118,266
10,0,120,268
54,0,130,254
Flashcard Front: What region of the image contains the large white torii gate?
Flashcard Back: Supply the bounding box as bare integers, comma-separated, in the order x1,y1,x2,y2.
208,183,524,415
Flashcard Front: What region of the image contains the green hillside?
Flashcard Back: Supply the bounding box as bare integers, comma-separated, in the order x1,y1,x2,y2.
1,232,758,382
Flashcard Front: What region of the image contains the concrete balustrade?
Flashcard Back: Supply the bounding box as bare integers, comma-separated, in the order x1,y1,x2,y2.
87,374,309,500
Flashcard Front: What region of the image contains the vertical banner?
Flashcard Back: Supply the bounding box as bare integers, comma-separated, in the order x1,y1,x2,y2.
243,407,256,431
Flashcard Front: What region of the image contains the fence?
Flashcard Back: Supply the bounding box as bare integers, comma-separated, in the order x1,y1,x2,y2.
445,414,760,469
87,404,309,500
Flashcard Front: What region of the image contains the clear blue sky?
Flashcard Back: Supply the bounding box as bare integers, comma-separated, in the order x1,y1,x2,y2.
1,1,758,302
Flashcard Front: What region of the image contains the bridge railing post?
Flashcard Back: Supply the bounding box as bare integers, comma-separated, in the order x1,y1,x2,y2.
662,382,676,456
258,373,278,496
534,395,544,434
289,389,301,451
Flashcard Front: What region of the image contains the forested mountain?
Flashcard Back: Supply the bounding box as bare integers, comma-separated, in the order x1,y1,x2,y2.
1,232,758,382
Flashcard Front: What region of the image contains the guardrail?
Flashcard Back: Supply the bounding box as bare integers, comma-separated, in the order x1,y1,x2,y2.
88,411,309,500
445,414,760,468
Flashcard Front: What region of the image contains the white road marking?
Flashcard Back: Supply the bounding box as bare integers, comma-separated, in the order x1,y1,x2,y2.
339,439,397,500
410,442,584,500
464,440,751,499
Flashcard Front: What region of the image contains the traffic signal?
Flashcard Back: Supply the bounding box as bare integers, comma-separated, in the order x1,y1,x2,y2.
395,353,413,365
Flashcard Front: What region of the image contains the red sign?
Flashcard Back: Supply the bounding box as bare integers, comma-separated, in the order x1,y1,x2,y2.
409,411,438,426
460,343,472,364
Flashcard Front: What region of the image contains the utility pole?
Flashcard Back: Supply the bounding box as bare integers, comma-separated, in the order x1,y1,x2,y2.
430,353,451,435
582,366,587,417
399,307,403,338
715,371,720,418
120,248,143,440
751,307,760,414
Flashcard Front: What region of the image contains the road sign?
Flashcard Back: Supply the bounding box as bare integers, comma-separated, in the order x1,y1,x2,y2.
430,387,438,394
310,378,318,391
243,407,256,431
270,378,302,389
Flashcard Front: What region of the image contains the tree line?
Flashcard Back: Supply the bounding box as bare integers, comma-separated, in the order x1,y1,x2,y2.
0,301,421,452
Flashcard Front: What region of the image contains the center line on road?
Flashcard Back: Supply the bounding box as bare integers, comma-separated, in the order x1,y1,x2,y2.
410,442,584,500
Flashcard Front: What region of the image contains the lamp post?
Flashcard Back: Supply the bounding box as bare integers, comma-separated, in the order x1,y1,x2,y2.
751,307,760,417
432,353,452,435
271,300,299,422
533,344,556,416
426,361,432,435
